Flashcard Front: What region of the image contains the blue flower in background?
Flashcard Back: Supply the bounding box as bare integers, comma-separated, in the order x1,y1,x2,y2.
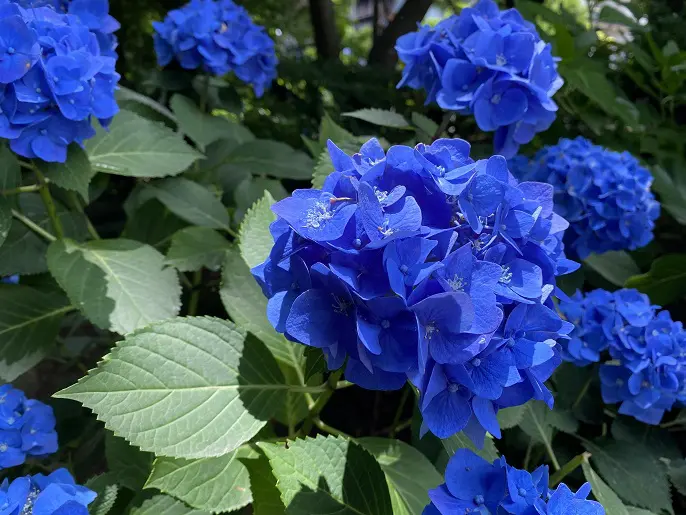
509,137,660,259
0,275,19,284
0,468,96,514
395,0,563,158
0,384,58,469
558,288,686,424
0,0,120,162
153,0,278,97
424,448,604,514
254,136,578,444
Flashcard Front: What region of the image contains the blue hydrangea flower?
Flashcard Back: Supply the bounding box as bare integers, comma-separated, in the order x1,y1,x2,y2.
396,0,562,158
0,0,120,162
558,288,686,424
153,0,277,97
254,136,578,444
0,468,96,514
0,275,18,284
0,384,58,469
425,448,604,514
509,137,660,259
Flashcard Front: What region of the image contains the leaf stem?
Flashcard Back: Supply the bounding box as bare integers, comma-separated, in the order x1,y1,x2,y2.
187,270,202,316
11,209,56,242
572,375,594,410
432,112,453,141
523,439,534,470
1,184,42,195
307,369,343,418
549,452,592,487
67,191,100,240
389,385,411,439
335,380,354,389
312,418,351,439
33,167,64,239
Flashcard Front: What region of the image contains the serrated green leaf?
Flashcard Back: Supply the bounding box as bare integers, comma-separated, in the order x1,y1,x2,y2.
0,285,71,364
239,191,276,270
625,254,686,306
584,251,640,286
86,476,119,515
171,94,244,151
312,148,334,190
411,112,438,138
583,440,673,514
668,460,686,496
233,176,286,222
343,109,410,129
220,248,304,369
520,402,553,445
144,178,230,230
651,165,686,225
441,432,499,462
131,495,211,515
241,448,286,515
105,431,154,491
0,197,11,248
547,409,579,434
145,447,255,513
319,113,355,146
56,317,291,459
581,460,630,515
260,435,393,515
38,145,94,201
0,351,45,382
85,110,203,178
0,145,19,190
123,200,189,251
166,227,230,272
47,238,181,334
358,438,441,515
223,140,313,180
497,406,525,430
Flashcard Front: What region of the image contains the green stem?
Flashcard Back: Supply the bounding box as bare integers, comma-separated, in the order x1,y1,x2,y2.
67,191,100,240
389,386,411,439
11,209,55,242
433,112,452,141
549,452,591,487
313,418,351,439
572,375,594,410
34,168,64,239
187,270,202,316
1,184,42,195
335,380,354,389
544,437,561,471
307,369,343,419
523,439,534,470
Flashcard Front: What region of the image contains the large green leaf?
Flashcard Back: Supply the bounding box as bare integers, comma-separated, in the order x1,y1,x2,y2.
625,254,686,306
0,197,11,248
166,227,230,272
520,402,554,444
584,251,640,286
105,431,154,491
56,317,291,458
582,460,629,515
86,476,119,515
38,145,94,201
497,405,526,430
358,438,441,515
441,432,499,463
144,178,230,230
0,351,45,382
116,86,177,124
220,248,304,369
233,177,285,222
583,440,672,514
145,447,255,513
130,495,210,515
223,140,313,180
260,435,393,515
0,285,71,364
650,165,686,225
47,239,181,334
343,109,410,129
123,200,189,251
85,110,202,178
171,95,246,151
241,448,286,515
239,191,276,270
0,145,20,190
668,460,686,497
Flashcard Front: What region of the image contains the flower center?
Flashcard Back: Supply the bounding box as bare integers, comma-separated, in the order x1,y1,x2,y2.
374,187,388,203
381,319,390,329
7,47,15,55
447,383,460,393
353,238,362,248
0,443,7,452
304,201,334,229
496,54,507,66
435,165,446,177
499,266,512,284
399,265,409,274
425,322,438,340
331,294,351,315
474,495,485,505
472,358,481,367
491,94,502,105
518,487,527,497
40,129,48,136
447,275,465,292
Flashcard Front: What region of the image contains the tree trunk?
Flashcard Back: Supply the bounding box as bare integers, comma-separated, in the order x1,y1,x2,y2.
368,0,434,68
308,0,341,61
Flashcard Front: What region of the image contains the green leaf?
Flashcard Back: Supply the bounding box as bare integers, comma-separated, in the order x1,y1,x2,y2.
625,254,686,305
86,476,119,515
0,197,11,248
130,495,211,515
224,140,314,180
520,402,553,445
441,432,499,463
116,86,177,124
171,95,244,151
319,112,355,146
166,227,230,272
0,351,45,382
411,112,438,138
582,460,630,515
0,285,71,364
304,347,327,382
239,191,276,270
56,317,290,458
259,435,393,515
668,460,686,496
650,165,686,225
584,251,640,286
547,409,579,434
47,239,181,334
312,148,334,190
626,509,658,515
220,248,304,369
144,178,230,230
38,145,94,201
497,405,525,430
145,447,255,513
583,440,672,514
123,200,189,251
358,437,441,515
0,145,20,190
233,177,285,222
85,110,203,178
343,109,410,129
105,431,154,491
241,448,286,515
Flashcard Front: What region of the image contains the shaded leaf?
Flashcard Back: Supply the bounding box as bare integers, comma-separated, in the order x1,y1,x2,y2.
39,145,94,201
0,351,45,382
171,95,247,151
668,460,686,497
441,432,499,463
123,200,188,251
651,165,686,225
166,227,230,272
105,431,154,491
625,254,686,306
343,109,410,129
582,460,629,515
0,145,20,190
241,448,286,515
520,402,553,445
304,348,327,382
411,112,438,138
116,86,177,124
0,197,11,248
584,251,640,286
86,476,119,515
130,495,210,515
224,140,313,180
497,406,525,430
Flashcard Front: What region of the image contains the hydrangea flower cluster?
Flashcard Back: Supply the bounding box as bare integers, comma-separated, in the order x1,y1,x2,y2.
509,137,659,259
254,136,579,443
395,0,562,158
424,448,604,514
558,288,686,424
0,468,95,514
1,275,18,284
153,0,278,97
0,384,58,469
0,0,120,162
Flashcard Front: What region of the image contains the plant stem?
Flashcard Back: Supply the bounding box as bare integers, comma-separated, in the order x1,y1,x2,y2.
432,112,452,141
187,270,202,316
11,209,55,242
1,184,42,195
523,439,534,470
313,418,351,439
549,452,591,487
335,380,354,389
572,375,593,410
544,437,561,471
34,168,64,239
389,386,411,439
67,191,100,240
307,369,343,419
